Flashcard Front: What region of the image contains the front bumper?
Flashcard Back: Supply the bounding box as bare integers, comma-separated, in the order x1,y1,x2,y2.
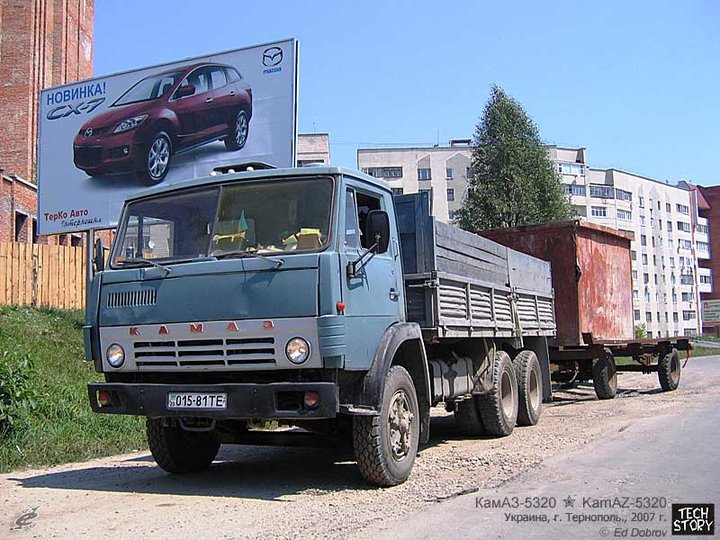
88,382,339,419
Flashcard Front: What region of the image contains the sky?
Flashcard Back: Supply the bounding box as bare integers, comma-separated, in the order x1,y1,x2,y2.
95,0,720,186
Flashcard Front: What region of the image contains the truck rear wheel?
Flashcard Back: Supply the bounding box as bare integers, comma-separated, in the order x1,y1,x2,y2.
513,350,542,426
592,350,617,400
353,365,420,486
146,418,220,474
658,348,681,391
454,398,486,436
476,351,518,437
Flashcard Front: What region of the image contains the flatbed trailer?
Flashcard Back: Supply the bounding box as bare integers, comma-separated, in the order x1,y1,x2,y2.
482,220,690,399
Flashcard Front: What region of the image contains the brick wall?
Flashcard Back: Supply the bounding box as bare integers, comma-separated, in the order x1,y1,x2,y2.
0,0,94,182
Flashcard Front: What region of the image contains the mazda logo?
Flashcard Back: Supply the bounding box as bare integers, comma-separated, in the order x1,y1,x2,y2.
263,47,283,67
84,128,93,137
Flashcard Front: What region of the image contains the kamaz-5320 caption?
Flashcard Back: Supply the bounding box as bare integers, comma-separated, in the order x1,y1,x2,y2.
84,165,555,486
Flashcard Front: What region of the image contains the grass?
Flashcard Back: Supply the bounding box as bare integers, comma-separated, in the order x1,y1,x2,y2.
615,345,717,367
0,306,145,473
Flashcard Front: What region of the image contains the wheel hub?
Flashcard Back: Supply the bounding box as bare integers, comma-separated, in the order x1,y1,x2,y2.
148,137,170,178
388,390,414,460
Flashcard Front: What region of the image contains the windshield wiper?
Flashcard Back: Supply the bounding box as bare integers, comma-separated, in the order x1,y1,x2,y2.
214,250,285,269
117,257,172,275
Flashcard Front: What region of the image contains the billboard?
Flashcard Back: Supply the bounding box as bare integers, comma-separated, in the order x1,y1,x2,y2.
702,299,720,324
38,39,298,235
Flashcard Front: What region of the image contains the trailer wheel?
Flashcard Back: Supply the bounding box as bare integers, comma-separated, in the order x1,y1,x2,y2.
353,365,420,486
146,418,220,474
454,398,486,436
476,351,518,437
592,350,617,400
658,348,681,391
513,350,542,426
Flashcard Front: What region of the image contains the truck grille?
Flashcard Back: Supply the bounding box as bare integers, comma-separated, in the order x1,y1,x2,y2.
132,337,276,368
107,289,157,308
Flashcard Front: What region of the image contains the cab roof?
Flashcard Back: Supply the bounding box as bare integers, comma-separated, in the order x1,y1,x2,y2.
125,166,391,202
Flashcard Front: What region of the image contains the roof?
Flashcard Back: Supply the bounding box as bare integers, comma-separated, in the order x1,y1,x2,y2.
482,219,634,242
125,166,390,202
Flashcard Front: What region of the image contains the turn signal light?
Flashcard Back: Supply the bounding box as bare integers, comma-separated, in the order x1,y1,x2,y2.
304,392,320,409
336,301,346,313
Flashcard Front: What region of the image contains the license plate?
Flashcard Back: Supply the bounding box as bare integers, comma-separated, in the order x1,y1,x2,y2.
167,392,227,410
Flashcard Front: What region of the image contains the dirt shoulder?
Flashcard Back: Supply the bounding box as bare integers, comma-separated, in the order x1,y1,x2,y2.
2,356,717,539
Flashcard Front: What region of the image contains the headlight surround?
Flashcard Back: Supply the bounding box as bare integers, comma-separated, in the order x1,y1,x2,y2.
114,114,148,134
285,337,310,365
106,343,125,368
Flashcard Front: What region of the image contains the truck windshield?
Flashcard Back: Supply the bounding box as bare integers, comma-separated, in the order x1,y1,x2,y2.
111,177,334,267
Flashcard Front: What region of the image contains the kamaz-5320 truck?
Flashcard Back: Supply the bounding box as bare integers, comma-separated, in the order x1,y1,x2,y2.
85,164,556,486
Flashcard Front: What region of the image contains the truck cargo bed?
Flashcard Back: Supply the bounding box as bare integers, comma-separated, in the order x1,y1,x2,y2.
394,194,556,339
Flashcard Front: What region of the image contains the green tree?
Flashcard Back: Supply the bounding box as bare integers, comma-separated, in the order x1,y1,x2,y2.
456,85,573,231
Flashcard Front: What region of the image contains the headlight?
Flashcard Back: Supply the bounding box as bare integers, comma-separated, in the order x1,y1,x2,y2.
285,337,310,364
106,343,125,368
114,114,148,133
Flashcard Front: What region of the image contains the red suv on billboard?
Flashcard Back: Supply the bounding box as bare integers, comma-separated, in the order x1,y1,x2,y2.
73,62,252,184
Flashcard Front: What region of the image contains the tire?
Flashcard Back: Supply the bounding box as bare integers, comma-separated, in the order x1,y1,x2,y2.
592,350,617,400
658,348,681,392
224,110,249,151
146,418,220,474
476,351,518,437
137,131,172,185
454,398,485,436
353,365,420,486
513,350,542,426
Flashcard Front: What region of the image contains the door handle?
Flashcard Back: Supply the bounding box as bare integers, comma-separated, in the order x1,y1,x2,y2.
229,91,236,96
389,288,399,301
205,97,214,103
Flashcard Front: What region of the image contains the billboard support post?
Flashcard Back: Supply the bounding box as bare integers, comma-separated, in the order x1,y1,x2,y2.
85,228,94,313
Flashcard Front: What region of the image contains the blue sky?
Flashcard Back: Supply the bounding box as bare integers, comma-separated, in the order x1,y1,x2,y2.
95,0,720,186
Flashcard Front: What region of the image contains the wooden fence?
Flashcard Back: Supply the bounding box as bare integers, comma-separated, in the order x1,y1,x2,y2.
0,242,86,310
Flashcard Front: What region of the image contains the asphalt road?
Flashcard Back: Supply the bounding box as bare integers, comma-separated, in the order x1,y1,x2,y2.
371,355,720,540
2,355,718,539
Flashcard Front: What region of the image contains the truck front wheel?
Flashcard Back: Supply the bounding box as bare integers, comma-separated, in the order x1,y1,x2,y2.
353,366,420,486
146,418,220,474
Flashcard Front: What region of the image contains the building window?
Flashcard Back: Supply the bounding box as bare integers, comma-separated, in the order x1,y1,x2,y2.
643,272,649,283
363,167,403,178
589,185,614,198
446,168,454,179
418,168,431,181
633,289,639,300
682,292,694,302
697,224,709,234
14,212,28,242
676,221,691,232
70,235,83,247
631,250,637,261
632,270,638,280
447,188,455,202
666,203,671,213
558,162,585,175
391,187,404,196
641,234,647,246
640,215,646,226
639,196,645,208
680,274,694,285
676,203,690,214
684,328,697,337
642,254,648,266
591,206,607,217
617,209,632,220
634,310,641,321
615,189,632,201
448,209,455,220
700,274,712,285
563,184,586,196
645,311,652,322
697,241,710,253
679,239,692,250
682,310,697,321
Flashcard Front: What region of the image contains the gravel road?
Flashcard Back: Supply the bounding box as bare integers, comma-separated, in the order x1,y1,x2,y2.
2,355,717,539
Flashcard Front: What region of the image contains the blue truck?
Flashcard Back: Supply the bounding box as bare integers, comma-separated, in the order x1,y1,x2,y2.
84,164,556,486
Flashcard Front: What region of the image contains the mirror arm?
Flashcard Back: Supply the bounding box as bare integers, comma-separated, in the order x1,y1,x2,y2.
347,241,378,278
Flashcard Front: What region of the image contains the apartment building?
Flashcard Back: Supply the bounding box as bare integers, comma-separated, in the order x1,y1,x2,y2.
357,140,472,222
358,142,709,337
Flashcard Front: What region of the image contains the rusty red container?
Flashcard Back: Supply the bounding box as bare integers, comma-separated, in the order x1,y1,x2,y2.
481,220,634,346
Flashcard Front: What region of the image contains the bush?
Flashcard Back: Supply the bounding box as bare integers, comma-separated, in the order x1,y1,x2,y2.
0,348,38,436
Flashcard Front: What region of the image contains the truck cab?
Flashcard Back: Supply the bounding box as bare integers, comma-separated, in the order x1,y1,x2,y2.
85,165,554,486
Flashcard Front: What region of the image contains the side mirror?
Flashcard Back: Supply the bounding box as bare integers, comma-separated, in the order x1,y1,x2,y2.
93,237,105,273
175,84,196,99
365,210,390,254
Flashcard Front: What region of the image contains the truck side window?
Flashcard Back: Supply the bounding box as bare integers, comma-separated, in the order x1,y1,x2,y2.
345,189,360,248
356,192,382,249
